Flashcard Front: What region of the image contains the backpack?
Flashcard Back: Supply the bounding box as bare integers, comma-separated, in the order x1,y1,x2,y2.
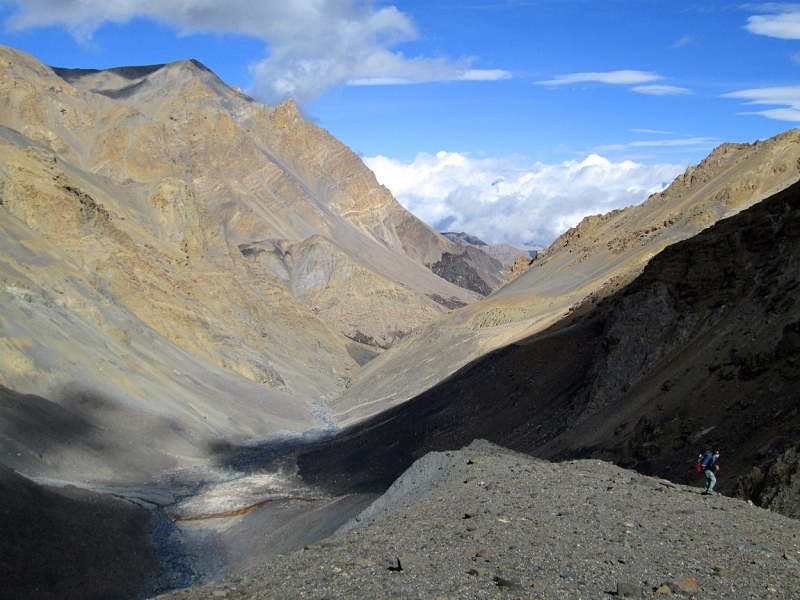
700,451,714,469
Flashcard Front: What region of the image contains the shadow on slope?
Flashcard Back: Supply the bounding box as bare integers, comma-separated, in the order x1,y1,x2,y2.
0,383,190,483
297,179,800,513
0,462,162,600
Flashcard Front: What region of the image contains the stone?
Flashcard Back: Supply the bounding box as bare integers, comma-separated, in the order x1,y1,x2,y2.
494,576,519,589
712,566,733,578
396,555,423,570
469,567,488,577
673,578,699,596
616,581,642,598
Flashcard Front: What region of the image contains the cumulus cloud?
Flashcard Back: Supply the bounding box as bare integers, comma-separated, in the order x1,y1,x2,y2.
364,151,685,247
536,70,662,86
745,4,800,39
724,86,800,121
1,0,510,104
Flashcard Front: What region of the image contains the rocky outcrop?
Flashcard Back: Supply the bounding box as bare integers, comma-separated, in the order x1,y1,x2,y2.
427,248,497,296
500,253,535,285
737,443,800,518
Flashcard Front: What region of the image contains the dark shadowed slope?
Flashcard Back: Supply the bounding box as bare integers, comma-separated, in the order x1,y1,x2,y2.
0,463,162,600
298,178,800,513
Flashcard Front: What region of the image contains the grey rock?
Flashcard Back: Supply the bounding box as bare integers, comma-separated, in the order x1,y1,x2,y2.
616,581,642,598
494,576,519,589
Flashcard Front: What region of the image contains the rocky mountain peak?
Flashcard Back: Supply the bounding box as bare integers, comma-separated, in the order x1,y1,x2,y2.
441,231,488,246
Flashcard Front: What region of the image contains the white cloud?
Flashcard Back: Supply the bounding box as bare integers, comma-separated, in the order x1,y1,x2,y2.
631,85,691,96
536,70,662,86
460,69,512,82
1,0,510,104
629,137,716,147
631,129,675,134
347,65,510,86
748,107,800,120
745,5,800,39
364,151,685,247
724,86,800,121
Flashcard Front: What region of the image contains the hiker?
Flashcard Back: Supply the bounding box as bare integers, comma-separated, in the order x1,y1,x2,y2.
700,450,720,495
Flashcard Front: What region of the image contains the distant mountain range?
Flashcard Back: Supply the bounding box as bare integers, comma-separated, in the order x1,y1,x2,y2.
441,231,538,264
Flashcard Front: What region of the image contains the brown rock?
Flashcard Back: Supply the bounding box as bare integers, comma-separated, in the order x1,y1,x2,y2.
673,577,699,595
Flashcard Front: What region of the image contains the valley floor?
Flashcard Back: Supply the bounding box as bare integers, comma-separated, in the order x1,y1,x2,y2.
156,441,800,599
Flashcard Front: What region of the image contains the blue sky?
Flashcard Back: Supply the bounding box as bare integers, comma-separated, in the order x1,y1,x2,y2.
1,1,799,246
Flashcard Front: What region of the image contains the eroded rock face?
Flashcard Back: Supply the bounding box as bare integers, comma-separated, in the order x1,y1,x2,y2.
427,249,495,296
737,444,800,518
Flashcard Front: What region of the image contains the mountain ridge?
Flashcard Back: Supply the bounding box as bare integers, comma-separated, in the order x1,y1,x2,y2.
295,177,800,518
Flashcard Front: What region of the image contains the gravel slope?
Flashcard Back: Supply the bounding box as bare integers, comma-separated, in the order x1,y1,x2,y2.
157,441,800,599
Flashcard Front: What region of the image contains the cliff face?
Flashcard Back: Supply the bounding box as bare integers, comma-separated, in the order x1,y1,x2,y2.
0,45,482,485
